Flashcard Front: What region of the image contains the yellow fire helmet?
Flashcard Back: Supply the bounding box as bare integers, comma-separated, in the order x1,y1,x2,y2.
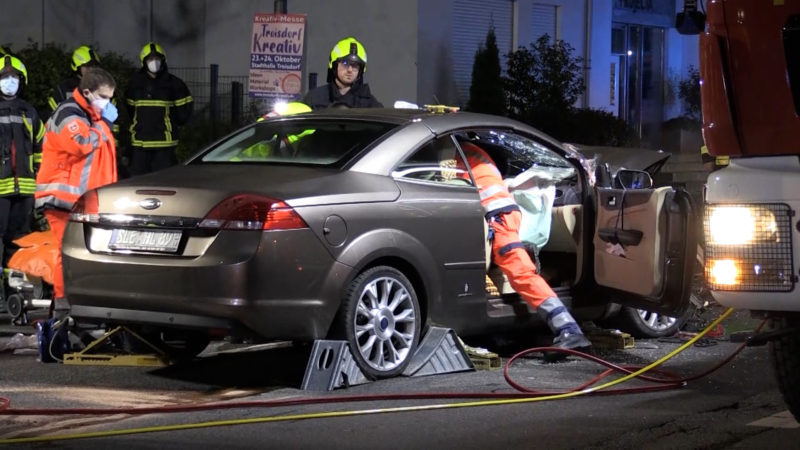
71,45,101,71
0,55,27,85
258,101,312,121
328,37,367,73
139,41,167,66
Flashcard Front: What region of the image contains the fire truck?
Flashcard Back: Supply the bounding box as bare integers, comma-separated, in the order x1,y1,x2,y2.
677,0,800,420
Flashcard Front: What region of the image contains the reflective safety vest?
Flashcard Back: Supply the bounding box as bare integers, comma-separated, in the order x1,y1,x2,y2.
458,141,519,218
47,76,80,112
35,89,117,211
125,68,193,149
0,98,44,196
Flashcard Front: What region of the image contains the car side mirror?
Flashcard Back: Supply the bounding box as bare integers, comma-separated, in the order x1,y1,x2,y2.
615,169,653,190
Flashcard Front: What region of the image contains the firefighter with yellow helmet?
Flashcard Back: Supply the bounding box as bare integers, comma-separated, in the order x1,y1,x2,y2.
48,45,102,112
0,55,44,282
124,41,193,175
234,101,314,160
302,37,382,110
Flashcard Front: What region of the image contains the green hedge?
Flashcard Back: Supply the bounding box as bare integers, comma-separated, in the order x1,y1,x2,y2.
8,41,136,118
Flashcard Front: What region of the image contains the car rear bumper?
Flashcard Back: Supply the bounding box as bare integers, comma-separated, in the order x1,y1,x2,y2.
63,224,352,340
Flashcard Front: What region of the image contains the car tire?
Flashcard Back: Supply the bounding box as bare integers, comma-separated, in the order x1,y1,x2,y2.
6,293,24,320
771,316,800,422
340,266,421,380
609,305,694,338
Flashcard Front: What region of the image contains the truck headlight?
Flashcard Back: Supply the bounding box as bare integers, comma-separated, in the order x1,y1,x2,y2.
704,203,793,292
707,206,778,245
708,259,739,285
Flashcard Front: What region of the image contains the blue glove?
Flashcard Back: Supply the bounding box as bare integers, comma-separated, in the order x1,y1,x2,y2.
102,102,118,123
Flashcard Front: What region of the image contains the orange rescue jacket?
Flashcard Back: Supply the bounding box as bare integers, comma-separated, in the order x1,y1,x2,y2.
458,141,519,218
35,88,117,211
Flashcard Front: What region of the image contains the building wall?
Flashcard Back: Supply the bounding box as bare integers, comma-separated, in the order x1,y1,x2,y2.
0,0,695,118
417,0,459,105
0,0,416,107
289,0,418,106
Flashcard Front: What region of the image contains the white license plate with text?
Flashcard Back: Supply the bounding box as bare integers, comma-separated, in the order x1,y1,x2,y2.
109,229,182,253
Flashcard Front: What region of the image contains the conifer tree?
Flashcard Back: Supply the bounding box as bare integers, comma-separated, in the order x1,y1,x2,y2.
467,28,505,115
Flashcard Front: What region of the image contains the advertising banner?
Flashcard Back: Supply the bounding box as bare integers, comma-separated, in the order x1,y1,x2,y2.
248,13,306,98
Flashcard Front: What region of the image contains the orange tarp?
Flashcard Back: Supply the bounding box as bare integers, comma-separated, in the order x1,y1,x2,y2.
7,230,58,285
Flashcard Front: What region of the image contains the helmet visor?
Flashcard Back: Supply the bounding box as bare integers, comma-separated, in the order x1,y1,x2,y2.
337,55,364,70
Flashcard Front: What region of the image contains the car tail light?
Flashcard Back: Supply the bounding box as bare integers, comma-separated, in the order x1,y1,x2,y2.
199,194,308,231
69,189,100,223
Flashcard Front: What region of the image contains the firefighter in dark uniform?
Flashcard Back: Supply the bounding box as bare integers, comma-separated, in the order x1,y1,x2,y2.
125,42,193,175
303,37,383,110
47,45,101,112
0,55,44,276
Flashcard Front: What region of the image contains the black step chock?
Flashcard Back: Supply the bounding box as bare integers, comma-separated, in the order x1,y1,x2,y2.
301,327,474,391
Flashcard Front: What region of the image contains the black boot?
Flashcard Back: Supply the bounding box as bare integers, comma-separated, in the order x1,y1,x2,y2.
537,297,591,361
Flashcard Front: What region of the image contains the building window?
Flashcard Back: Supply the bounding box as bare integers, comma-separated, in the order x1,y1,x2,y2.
614,0,654,11
452,0,514,107
530,3,558,42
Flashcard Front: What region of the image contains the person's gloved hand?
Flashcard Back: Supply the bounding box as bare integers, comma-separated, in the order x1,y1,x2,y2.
102,102,118,123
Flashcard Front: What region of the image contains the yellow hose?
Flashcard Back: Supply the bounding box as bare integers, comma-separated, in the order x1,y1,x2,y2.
0,308,734,444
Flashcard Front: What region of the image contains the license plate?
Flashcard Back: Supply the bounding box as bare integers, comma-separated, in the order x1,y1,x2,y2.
109,229,182,253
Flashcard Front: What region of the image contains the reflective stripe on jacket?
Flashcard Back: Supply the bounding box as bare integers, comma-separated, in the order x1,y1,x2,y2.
0,99,44,196
458,141,519,218
47,76,80,112
125,67,193,149
35,88,117,211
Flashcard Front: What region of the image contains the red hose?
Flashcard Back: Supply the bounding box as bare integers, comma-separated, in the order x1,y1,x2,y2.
0,322,765,416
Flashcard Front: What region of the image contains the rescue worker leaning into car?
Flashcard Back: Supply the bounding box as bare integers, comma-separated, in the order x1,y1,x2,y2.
457,139,592,353
125,42,193,176
232,101,314,161
302,37,382,110
35,67,118,316
0,55,44,278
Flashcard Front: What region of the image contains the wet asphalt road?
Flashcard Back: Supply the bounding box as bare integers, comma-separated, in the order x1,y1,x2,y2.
1,308,799,448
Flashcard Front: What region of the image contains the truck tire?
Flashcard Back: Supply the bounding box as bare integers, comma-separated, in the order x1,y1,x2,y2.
770,316,800,422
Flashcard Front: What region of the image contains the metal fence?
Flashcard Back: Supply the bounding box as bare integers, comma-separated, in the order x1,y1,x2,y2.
170,66,270,129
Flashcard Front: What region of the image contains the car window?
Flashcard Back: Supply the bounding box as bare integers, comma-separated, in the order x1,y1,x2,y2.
455,129,581,205
194,119,398,167
392,135,472,186
455,130,575,178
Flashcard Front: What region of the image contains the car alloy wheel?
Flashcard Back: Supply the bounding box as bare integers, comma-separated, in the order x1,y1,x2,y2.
610,305,693,338
636,309,678,333
342,266,421,379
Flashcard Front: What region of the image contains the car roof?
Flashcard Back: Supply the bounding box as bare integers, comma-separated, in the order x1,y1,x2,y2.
287,108,561,143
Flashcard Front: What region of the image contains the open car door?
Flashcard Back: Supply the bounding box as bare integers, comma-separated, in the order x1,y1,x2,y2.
592,176,696,316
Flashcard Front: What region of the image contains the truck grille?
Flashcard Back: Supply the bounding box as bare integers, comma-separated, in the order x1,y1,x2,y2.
704,203,794,291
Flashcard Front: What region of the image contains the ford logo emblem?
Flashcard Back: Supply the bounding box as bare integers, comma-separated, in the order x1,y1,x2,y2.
139,198,162,210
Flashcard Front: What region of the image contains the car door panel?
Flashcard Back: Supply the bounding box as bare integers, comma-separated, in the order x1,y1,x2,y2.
594,186,695,315
393,179,488,331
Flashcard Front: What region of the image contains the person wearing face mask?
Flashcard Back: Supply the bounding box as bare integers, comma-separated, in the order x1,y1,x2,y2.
124,42,193,176
302,37,383,110
35,67,118,315
0,55,44,292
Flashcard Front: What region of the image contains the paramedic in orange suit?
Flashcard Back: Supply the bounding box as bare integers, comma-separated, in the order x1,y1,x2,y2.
458,140,591,352
35,68,118,314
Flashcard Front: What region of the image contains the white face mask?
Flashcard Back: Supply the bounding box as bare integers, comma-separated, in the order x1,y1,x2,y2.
0,76,19,97
147,59,162,73
91,97,110,112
